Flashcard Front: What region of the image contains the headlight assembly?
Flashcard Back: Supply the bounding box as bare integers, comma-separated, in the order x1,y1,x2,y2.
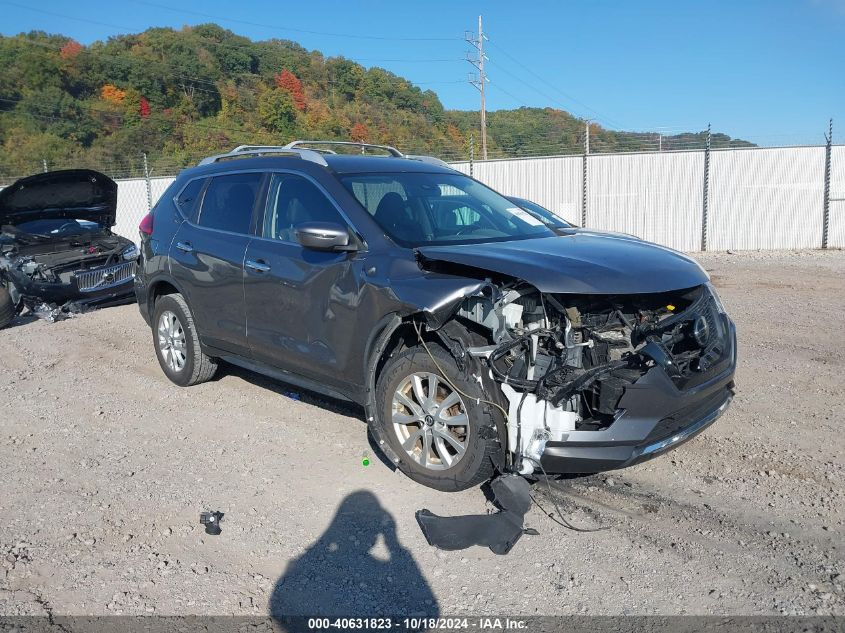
121,244,140,261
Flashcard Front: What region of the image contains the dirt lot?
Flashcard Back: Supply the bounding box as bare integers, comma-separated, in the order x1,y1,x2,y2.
0,250,843,617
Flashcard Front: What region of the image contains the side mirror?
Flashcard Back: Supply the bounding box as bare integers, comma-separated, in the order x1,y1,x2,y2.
295,222,356,252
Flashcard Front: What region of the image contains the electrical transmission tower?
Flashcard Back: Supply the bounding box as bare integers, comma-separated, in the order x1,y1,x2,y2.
466,15,488,160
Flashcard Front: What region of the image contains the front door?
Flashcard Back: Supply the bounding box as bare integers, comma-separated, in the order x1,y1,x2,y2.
243,173,361,386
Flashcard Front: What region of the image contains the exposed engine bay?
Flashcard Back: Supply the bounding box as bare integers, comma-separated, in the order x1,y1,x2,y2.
450,281,728,474
2,229,130,285
0,227,138,321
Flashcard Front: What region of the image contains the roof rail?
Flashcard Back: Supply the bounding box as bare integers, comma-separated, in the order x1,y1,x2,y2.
197,141,453,170
284,140,405,157
197,145,329,167
232,144,339,154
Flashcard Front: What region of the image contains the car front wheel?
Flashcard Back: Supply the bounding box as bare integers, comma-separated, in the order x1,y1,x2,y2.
152,293,217,387
375,344,501,492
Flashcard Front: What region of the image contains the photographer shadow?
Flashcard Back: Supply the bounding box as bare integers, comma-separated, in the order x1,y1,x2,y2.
270,491,439,624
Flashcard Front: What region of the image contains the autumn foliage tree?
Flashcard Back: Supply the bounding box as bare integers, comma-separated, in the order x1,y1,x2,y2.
100,84,126,104
59,39,82,60
273,70,305,111
139,97,151,118
350,122,369,142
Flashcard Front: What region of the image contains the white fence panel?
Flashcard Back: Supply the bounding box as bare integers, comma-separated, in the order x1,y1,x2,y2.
587,151,704,252
113,179,150,244
150,176,176,207
708,147,826,251
112,176,175,244
458,156,583,222
829,146,845,249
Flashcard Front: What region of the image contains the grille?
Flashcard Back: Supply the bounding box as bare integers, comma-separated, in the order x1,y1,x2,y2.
75,261,136,292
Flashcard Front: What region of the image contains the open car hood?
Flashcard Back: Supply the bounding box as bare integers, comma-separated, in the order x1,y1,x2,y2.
0,169,118,227
417,233,709,294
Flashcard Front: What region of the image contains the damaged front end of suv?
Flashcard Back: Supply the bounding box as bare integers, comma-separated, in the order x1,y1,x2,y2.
0,170,138,327
404,235,737,480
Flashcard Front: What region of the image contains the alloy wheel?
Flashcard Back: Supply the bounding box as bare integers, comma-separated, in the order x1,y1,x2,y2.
392,372,469,470
157,310,187,372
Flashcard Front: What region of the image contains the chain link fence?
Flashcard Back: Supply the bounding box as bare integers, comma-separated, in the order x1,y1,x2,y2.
2,142,843,252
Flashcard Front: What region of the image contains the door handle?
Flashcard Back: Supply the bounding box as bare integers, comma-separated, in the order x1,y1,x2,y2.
245,259,271,273
175,241,193,253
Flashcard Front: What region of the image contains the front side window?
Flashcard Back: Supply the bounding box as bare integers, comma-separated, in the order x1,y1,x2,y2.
197,173,261,234
340,172,555,247
263,174,345,242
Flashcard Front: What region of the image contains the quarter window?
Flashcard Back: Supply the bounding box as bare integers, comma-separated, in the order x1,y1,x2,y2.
197,173,262,234
175,178,206,220
263,174,345,241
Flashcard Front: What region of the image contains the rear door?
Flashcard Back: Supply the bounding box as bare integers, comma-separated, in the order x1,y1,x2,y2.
169,171,264,355
243,172,361,385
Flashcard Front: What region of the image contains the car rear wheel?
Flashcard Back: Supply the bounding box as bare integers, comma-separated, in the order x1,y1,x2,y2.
0,285,14,329
375,344,500,492
152,293,217,387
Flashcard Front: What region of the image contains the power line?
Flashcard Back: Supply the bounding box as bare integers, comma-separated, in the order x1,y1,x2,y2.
485,39,625,130
127,0,462,42
0,2,138,31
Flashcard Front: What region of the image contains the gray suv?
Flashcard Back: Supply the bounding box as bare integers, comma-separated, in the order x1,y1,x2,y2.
135,141,736,492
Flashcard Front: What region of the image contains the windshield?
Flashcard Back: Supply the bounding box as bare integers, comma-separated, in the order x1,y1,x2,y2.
507,197,571,228
8,218,104,238
340,172,556,246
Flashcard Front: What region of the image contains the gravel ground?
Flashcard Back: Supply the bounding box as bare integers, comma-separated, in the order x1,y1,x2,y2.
0,250,843,617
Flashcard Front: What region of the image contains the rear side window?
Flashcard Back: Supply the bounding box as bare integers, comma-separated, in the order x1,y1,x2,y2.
174,178,206,220
197,173,262,234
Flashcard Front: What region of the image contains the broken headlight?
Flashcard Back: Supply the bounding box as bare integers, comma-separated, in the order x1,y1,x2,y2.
706,283,726,314
121,244,140,261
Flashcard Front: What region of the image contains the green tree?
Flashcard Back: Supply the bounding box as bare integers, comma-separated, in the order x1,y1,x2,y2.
257,87,298,137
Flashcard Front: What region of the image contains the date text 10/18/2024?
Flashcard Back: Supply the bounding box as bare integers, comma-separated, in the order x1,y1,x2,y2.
306,618,528,630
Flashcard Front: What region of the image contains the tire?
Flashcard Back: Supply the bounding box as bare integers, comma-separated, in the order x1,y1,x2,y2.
375,344,500,492
0,285,14,329
152,293,217,387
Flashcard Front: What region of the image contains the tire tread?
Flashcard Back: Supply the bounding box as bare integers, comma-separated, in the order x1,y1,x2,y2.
154,293,217,386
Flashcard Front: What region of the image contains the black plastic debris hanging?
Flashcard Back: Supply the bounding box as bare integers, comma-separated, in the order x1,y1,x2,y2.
200,511,224,535
416,475,534,555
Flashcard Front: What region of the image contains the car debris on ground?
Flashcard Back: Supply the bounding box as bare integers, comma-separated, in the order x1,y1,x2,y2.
416,474,535,554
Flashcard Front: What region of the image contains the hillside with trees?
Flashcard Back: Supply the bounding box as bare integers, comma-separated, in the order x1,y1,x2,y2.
0,24,753,180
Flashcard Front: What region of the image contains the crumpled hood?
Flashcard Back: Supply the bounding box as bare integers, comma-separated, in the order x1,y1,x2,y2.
0,169,118,227
417,233,709,294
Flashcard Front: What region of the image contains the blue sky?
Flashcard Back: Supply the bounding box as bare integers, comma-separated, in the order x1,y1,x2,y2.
1,0,843,145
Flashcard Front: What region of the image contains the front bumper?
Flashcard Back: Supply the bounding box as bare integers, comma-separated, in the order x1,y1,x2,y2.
539,316,737,474
16,265,137,308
